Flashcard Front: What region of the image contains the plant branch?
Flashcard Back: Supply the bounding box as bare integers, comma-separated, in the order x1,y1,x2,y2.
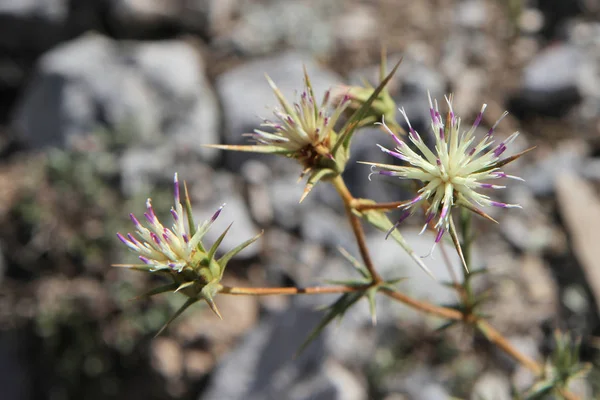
331,175,383,283
477,320,541,374
220,285,364,296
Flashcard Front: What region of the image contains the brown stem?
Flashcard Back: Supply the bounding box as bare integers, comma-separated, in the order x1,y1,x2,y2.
477,320,541,375
331,175,383,283
220,285,363,296
381,288,464,320
328,176,580,398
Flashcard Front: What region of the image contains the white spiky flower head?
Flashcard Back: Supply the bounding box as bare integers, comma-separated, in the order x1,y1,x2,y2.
115,173,262,328
361,93,524,247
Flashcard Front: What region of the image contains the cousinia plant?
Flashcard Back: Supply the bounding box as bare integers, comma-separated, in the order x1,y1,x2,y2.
115,58,589,399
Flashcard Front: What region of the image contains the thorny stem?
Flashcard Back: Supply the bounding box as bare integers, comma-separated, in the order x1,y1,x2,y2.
220,285,364,296
331,175,383,284
477,320,541,374
328,175,580,399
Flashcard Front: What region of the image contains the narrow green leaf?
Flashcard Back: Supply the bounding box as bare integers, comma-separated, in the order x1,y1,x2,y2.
217,231,264,275
331,59,402,156
434,320,459,333
203,143,293,155
337,246,370,279
112,263,168,272
367,288,378,326
449,217,469,273
361,209,435,279
155,297,198,337
300,168,335,203
296,292,364,357
182,181,198,247
207,223,232,262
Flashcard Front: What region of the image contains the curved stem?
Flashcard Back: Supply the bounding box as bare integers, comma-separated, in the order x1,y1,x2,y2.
381,288,464,320
220,285,363,296
331,175,383,283
476,320,541,374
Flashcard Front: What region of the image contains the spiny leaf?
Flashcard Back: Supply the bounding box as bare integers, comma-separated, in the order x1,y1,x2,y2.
155,297,198,337
337,246,370,279
200,281,223,320
303,66,319,117
265,74,297,118
474,146,536,174
323,278,370,287
217,231,264,275
131,282,179,301
434,320,459,333
458,200,498,224
367,288,378,325
112,263,168,272
361,209,435,279
175,281,195,293
207,223,232,262
523,381,555,400
202,143,292,155
296,291,364,357
183,181,199,248
300,168,335,203
331,59,402,156
449,217,469,273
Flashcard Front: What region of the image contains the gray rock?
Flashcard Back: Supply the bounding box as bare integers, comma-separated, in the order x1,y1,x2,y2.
454,0,487,30
385,368,451,400
510,44,583,117
11,33,220,194
471,372,512,400
300,206,353,250
220,0,340,56
107,0,217,38
215,51,344,171
191,171,260,259
520,141,589,196
202,303,331,400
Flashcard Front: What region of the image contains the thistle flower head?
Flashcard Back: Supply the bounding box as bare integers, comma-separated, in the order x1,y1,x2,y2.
249,72,351,159
116,173,261,329
362,93,524,245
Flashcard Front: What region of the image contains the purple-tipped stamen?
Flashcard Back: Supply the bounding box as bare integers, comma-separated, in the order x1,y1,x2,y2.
385,210,412,239
117,233,128,245
439,127,445,141
490,201,509,208
378,170,396,177
211,204,226,222
174,173,180,203
435,228,445,243
171,208,179,221
130,213,141,227
472,104,487,130
377,144,408,161
127,233,141,245
182,233,189,243
493,144,507,157
139,256,151,264
479,183,505,189
150,232,161,245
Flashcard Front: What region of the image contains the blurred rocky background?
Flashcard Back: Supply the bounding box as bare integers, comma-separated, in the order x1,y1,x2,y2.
1,0,600,399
